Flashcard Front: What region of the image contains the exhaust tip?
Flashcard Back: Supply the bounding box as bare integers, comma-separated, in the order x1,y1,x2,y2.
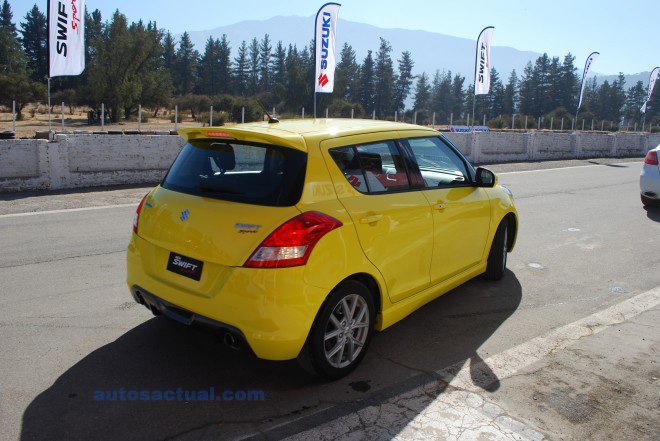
135,291,144,304
223,332,240,350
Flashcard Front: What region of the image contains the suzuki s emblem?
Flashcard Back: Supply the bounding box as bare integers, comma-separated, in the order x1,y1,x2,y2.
180,209,190,222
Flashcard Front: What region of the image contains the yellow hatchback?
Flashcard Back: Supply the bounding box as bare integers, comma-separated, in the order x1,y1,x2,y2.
126,119,518,379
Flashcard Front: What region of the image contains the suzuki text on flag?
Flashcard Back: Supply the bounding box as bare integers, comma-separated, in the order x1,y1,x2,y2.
314,3,341,93
474,26,494,95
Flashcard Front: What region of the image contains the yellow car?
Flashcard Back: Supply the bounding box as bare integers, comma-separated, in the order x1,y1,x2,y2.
126,119,518,379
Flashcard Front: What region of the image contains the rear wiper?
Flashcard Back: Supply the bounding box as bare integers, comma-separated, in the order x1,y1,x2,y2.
196,184,242,195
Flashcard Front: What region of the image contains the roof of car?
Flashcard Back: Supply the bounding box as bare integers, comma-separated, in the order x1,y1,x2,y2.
178,119,438,151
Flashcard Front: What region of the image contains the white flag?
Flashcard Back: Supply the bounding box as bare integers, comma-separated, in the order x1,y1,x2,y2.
577,52,599,110
474,26,494,95
641,67,659,114
314,3,341,93
48,0,86,77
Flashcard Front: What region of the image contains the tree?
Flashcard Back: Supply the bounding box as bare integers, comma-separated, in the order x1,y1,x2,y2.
217,34,232,94
393,51,414,112
271,40,286,93
233,41,249,96
0,0,26,76
624,80,645,124
173,32,198,95
0,72,46,114
558,53,578,111
84,11,172,121
450,74,466,119
503,70,518,116
259,34,272,92
373,38,395,117
413,72,430,110
429,70,452,122
161,31,176,72
199,37,219,95
335,43,359,103
19,5,47,82
359,50,375,114
488,68,505,119
248,37,260,95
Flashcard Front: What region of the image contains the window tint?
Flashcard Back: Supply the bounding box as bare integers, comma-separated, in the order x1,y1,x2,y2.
329,141,410,194
404,137,469,188
162,140,306,206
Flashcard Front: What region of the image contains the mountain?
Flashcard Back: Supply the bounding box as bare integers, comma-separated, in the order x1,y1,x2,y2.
185,16,647,88
186,15,541,80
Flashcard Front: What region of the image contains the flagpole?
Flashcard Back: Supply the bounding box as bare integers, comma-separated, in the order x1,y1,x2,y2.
48,77,52,133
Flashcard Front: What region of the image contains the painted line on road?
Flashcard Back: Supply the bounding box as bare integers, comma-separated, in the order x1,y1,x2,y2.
264,285,660,441
498,161,640,175
0,203,137,219
437,285,660,391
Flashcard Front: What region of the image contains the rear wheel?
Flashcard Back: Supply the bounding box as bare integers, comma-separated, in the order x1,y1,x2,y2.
305,280,375,380
485,221,508,281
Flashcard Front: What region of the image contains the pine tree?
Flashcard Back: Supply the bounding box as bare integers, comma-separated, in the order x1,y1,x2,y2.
450,74,466,119
503,70,518,116
259,34,272,92
335,43,359,103
559,53,578,111
393,51,414,112
248,37,259,95
19,5,47,82
174,32,199,95
359,50,375,114
373,38,395,117
217,34,231,94
429,71,452,122
162,32,176,73
199,37,219,95
624,80,646,124
489,68,505,119
0,0,26,75
413,72,431,110
519,62,536,116
271,41,286,92
233,40,249,96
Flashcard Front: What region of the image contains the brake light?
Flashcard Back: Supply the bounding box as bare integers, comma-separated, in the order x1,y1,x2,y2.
644,150,658,166
244,211,343,268
133,194,148,235
207,131,233,138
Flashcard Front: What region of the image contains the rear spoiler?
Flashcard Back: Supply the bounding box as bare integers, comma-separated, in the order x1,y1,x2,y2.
178,127,307,152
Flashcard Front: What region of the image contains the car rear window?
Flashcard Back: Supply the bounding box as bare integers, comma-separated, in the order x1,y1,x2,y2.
162,140,307,206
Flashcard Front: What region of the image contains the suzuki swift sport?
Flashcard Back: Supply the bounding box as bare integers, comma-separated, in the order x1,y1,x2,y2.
127,119,518,379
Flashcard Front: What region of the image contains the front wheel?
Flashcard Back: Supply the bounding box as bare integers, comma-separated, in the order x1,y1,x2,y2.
305,281,375,380
485,221,508,280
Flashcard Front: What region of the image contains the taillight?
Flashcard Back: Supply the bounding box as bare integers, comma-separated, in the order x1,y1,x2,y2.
644,150,658,166
133,194,148,235
244,211,343,268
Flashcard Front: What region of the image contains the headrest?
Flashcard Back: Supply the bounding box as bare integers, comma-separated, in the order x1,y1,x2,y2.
212,143,236,170
358,152,382,172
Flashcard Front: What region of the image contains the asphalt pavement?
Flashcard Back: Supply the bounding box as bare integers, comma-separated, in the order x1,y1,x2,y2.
0,159,658,440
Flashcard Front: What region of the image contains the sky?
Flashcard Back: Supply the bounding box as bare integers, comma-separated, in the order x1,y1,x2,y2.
10,0,658,75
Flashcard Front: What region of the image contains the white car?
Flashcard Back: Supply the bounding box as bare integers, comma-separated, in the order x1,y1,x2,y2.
641,145,660,207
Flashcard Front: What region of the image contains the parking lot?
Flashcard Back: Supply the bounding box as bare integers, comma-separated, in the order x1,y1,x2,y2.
0,158,658,440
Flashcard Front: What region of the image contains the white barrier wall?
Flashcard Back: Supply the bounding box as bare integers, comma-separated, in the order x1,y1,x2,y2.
1,132,659,193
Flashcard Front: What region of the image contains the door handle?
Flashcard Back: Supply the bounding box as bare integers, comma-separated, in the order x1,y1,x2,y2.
360,214,383,224
432,202,446,210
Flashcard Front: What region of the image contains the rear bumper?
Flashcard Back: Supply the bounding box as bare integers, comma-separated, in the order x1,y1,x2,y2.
126,234,329,360
640,166,660,198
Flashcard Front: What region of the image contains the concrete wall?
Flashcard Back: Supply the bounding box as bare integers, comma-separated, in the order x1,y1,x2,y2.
1,132,659,193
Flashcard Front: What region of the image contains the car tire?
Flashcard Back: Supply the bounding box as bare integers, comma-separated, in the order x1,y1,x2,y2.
641,194,657,207
304,280,375,380
485,221,508,281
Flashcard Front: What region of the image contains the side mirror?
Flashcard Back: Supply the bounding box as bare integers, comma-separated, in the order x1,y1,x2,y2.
475,167,496,187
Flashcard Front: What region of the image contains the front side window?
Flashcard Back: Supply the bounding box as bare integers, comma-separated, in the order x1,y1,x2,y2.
162,140,306,206
403,137,470,188
329,141,410,194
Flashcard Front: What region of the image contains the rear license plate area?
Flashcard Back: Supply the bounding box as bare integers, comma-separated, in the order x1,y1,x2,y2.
167,252,203,281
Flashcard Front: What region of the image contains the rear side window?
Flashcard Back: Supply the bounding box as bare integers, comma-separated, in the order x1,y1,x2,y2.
162,140,306,206
329,141,410,194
